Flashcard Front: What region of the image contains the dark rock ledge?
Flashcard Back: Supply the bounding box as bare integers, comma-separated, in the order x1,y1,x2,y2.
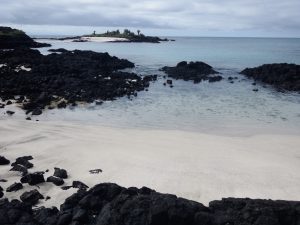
0,48,157,116
161,61,223,84
240,63,300,92
0,183,299,225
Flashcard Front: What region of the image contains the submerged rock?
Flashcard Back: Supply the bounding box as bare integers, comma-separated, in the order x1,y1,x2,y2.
240,63,300,92
161,61,222,83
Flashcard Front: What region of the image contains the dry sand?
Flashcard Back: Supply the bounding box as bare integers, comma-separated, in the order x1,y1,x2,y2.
0,119,299,207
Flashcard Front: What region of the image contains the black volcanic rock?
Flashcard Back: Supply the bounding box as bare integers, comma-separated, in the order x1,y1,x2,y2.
6,182,23,192
47,176,64,186
161,61,221,83
240,63,300,92
11,156,34,169
0,26,51,49
0,156,10,165
21,172,45,185
0,182,299,225
0,48,157,115
54,168,68,179
10,164,28,176
72,181,89,190
20,189,44,205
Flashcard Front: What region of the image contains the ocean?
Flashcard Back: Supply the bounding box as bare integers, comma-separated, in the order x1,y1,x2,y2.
23,37,300,135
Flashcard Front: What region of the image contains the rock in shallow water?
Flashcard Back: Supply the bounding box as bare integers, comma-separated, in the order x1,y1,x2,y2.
240,63,300,92
161,61,222,84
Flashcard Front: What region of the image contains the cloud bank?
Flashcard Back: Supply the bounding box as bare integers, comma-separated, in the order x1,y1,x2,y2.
1,0,300,36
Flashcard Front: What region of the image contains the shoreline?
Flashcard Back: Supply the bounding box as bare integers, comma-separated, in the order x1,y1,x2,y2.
1,119,299,208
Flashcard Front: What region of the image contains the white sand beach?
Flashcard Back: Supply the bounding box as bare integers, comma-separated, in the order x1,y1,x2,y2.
0,119,299,207
81,36,129,42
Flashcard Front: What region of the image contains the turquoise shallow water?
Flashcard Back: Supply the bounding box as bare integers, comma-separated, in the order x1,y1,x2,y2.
14,37,300,134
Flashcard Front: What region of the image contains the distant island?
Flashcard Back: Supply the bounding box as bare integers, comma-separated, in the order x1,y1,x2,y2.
38,29,175,43
86,29,174,43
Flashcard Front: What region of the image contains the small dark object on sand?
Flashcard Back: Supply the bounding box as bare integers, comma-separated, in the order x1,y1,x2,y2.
6,110,15,115
89,169,103,174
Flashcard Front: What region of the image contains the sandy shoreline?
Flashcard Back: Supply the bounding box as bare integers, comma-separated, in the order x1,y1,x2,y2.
0,119,299,207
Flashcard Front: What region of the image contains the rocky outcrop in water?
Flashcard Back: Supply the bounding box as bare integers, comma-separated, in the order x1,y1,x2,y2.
0,48,157,115
240,63,300,92
161,61,222,83
0,27,50,49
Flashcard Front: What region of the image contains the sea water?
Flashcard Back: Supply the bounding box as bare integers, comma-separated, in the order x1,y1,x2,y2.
9,37,300,135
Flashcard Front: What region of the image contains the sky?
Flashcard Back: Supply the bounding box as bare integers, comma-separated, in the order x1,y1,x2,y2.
1,0,300,37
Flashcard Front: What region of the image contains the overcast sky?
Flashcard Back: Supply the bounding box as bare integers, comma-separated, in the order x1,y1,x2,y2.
1,0,300,37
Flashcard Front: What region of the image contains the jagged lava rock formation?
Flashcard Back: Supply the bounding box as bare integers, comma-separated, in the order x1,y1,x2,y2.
240,63,300,92
161,61,222,83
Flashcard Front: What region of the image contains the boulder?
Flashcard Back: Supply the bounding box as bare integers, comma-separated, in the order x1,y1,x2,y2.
6,182,23,192
21,172,45,185
0,156,10,165
54,168,68,179
47,176,64,186
11,156,34,169
73,181,89,190
10,164,28,176
20,189,44,205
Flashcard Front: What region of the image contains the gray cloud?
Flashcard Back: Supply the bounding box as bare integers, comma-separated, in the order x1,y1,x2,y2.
1,0,300,36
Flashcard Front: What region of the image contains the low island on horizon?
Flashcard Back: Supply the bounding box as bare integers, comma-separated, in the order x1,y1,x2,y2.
34,28,175,43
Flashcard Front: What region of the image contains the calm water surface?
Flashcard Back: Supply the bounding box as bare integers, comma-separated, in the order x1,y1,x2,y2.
5,37,300,135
